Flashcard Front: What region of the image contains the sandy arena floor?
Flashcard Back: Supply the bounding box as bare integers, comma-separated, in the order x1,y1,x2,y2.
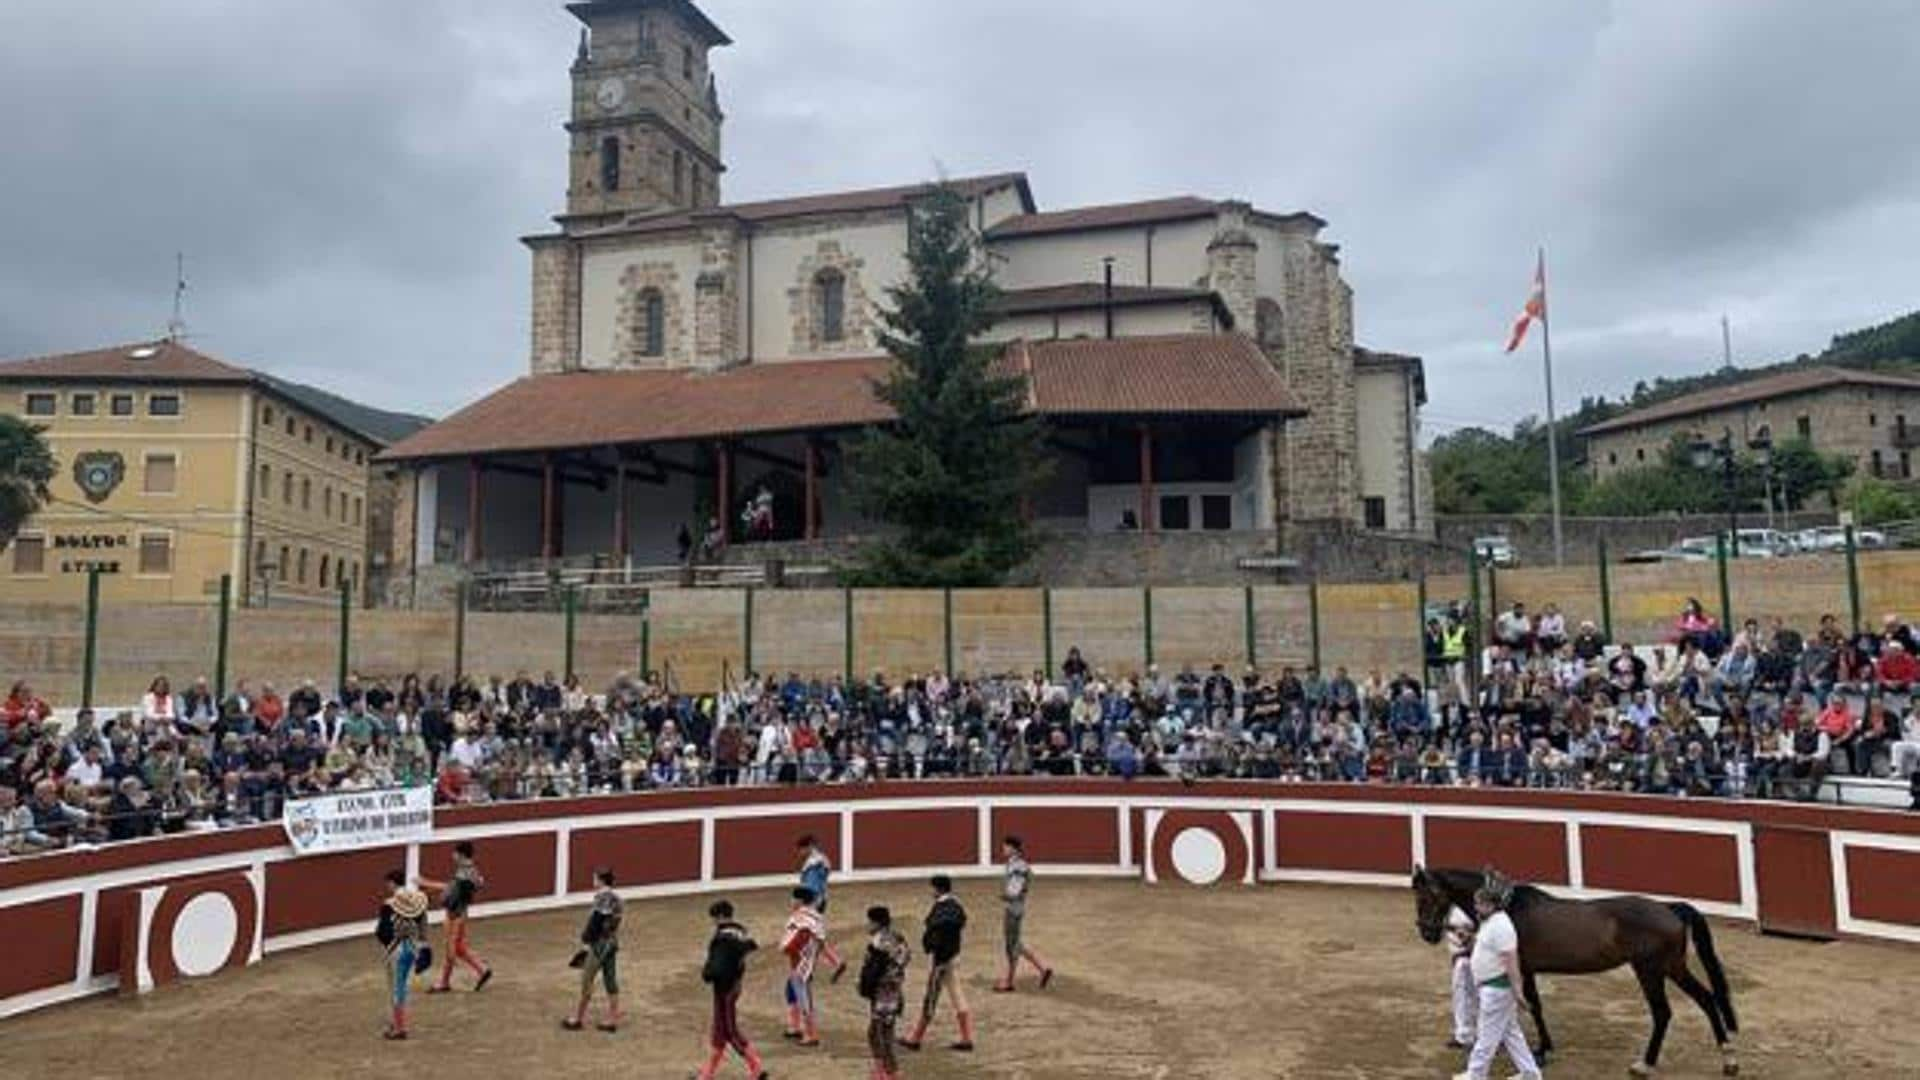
7,879,1916,1078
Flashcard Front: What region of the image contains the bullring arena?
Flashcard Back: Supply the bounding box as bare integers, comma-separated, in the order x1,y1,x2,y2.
6,781,1920,1078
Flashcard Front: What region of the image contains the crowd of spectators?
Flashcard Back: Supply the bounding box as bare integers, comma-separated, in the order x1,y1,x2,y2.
5,603,1919,857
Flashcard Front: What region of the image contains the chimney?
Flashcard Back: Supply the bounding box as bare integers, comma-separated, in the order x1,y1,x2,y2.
1102,256,1115,340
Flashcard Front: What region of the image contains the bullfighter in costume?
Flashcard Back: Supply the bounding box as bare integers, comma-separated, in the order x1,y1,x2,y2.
859,905,912,1080
421,840,493,993
696,900,769,1080
563,866,623,1032
900,874,973,1053
375,870,430,1041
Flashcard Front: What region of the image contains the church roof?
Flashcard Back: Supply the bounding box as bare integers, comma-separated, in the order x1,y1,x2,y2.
379,333,1302,463
992,283,1234,329
985,197,1325,240
565,172,1035,240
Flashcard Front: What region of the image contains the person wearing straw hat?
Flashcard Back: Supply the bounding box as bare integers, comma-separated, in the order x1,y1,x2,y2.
375,870,431,1041
1455,869,1541,1080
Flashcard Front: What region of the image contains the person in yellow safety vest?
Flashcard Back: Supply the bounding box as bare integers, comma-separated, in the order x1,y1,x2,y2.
1441,619,1470,702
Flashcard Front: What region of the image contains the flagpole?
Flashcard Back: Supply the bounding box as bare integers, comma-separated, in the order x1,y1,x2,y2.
1538,247,1565,567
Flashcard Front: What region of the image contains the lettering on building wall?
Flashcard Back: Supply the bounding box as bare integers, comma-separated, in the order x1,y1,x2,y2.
51,533,129,574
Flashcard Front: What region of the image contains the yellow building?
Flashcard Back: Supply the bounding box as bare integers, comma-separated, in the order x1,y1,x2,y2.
0,340,423,607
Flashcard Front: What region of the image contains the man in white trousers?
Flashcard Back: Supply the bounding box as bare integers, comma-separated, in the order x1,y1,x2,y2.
1456,874,1541,1080
1445,903,1478,1050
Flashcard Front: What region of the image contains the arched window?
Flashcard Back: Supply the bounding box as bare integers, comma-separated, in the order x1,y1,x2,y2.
673,150,685,199
318,554,330,589
639,288,665,356
816,269,846,343
296,548,308,584
599,136,621,192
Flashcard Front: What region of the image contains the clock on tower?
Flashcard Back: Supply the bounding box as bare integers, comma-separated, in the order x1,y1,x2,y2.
560,0,731,230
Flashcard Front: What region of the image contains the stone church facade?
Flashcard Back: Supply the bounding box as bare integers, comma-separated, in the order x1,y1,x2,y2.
384,0,1431,572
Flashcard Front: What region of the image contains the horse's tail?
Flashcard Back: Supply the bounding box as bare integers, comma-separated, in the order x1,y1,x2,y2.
1670,901,1738,1034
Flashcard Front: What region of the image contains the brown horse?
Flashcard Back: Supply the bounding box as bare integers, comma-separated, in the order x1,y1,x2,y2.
1412,866,1739,1077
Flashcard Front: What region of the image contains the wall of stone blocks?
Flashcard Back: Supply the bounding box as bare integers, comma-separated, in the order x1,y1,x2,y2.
22,554,1920,705
1314,582,1423,676
850,590,943,679
751,590,844,680
1047,589,1149,678
952,589,1044,677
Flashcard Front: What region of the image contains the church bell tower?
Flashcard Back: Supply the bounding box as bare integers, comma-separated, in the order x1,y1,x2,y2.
561,0,729,231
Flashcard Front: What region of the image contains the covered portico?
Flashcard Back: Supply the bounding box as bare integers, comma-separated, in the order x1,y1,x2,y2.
381,333,1305,571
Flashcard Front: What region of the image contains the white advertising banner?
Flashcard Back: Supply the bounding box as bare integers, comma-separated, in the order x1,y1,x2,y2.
282,787,434,855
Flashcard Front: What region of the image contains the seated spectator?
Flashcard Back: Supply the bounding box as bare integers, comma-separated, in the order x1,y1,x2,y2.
1712,642,1758,705
1570,621,1608,663
1535,604,1568,652
1893,705,1920,780
1,785,35,857
1784,716,1831,800
1675,598,1722,656
1496,603,1534,653
3,680,52,731
25,778,90,850
1855,701,1896,778
1877,641,1920,694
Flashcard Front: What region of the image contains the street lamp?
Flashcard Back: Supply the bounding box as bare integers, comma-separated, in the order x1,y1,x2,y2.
1690,429,1741,557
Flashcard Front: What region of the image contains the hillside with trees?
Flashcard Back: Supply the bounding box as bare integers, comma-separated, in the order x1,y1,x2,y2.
1431,310,1920,522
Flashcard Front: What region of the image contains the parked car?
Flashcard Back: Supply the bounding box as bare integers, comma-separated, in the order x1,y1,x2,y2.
1473,535,1519,568
1728,528,1790,557
1802,525,1888,552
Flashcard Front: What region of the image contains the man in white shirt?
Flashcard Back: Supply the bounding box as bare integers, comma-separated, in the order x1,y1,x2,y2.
1457,874,1541,1080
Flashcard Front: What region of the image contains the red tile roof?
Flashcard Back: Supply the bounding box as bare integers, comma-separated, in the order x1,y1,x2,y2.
1013,334,1301,418
0,340,429,445
381,334,1302,462
984,197,1325,240
1577,365,1920,437
0,340,253,383
985,196,1223,239
566,173,1034,239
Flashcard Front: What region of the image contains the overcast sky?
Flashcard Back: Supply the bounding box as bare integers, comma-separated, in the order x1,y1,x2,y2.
3,0,1917,435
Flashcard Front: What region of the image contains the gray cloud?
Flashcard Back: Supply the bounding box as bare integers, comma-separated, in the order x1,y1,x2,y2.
2,0,1917,430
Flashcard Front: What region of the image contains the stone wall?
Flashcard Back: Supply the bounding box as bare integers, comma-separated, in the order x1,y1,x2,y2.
527,237,580,374
17,551,1920,701
1433,511,1838,567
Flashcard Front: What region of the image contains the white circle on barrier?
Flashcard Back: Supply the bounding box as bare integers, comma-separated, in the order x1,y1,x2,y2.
172,891,239,978
1169,826,1228,885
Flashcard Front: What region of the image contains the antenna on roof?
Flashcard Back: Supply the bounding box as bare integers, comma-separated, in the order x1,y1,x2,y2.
167,252,189,342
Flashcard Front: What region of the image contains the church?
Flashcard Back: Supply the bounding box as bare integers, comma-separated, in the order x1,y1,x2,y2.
382,0,1431,577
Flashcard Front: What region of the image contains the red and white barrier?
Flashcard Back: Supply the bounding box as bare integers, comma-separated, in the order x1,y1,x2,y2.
3,781,1917,1018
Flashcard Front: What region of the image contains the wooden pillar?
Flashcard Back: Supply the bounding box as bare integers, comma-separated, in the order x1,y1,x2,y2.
612,458,629,558
465,457,483,562
1138,424,1155,533
803,439,819,541
716,440,732,548
541,455,559,559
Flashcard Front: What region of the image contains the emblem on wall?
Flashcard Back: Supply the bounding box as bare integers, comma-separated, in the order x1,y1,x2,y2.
72,451,126,503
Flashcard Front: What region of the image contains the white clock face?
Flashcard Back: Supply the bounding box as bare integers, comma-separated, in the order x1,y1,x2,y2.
595,77,626,111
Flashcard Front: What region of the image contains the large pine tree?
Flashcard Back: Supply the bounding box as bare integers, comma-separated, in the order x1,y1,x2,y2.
0,414,54,551
842,184,1047,586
